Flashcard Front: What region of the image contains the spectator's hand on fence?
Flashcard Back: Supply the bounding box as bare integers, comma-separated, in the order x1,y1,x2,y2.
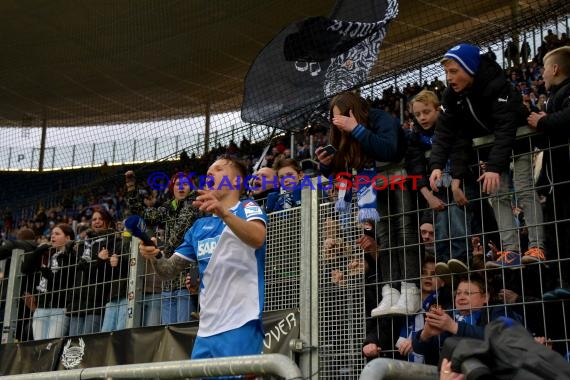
357,235,378,253
397,338,413,356
429,169,442,192
139,237,161,261
332,110,358,133
451,179,469,206
478,171,500,194
527,111,546,129
426,192,445,211
98,248,109,261
110,254,119,267
362,343,381,358
347,258,365,275
323,238,337,250
331,269,345,285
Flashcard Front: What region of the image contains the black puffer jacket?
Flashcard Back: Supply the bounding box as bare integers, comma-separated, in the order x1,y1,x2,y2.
430,56,525,179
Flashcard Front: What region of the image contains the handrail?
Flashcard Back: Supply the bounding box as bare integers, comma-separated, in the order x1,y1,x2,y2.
359,358,438,380
0,354,303,380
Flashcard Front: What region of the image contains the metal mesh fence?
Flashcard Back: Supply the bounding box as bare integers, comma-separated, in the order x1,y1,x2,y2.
318,197,367,379
265,208,302,312
0,132,570,377
1,1,570,378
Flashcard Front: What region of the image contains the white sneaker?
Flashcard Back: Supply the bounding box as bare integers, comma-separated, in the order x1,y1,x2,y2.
371,285,400,317
389,282,421,315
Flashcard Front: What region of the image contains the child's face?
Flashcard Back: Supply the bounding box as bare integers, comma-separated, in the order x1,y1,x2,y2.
277,166,301,189
443,60,474,93
542,57,559,91
251,167,276,194
412,101,439,130
420,262,443,293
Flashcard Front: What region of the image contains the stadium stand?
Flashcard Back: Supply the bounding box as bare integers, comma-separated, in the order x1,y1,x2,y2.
1,0,570,378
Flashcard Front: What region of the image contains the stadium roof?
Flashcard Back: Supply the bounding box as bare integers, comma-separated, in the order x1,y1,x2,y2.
0,0,567,128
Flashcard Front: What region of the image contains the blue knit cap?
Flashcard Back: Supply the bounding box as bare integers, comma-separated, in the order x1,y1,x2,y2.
443,44,481,76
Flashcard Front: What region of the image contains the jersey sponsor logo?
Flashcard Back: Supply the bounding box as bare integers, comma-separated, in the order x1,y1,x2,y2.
244,201,262,218
197,236,219,258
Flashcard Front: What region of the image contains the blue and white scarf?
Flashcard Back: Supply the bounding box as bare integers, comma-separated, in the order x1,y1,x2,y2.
335,167,380,223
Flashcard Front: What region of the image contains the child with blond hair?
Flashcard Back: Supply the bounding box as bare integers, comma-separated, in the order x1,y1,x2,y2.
406,90,477,275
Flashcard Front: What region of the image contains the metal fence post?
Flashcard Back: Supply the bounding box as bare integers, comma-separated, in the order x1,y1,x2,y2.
126,236,143,329
1,249,24,344
298,180,320,378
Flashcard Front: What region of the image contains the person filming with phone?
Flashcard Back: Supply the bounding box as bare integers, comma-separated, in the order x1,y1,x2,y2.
316,91,422,319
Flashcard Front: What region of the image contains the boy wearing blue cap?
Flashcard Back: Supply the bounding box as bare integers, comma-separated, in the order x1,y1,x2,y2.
429,43,542,270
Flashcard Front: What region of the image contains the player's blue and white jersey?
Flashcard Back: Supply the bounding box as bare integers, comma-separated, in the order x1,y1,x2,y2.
174,199,267,337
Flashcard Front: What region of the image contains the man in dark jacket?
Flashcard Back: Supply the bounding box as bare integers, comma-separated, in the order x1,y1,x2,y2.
429,44,535,268
528,45,570,300
0,228,38,341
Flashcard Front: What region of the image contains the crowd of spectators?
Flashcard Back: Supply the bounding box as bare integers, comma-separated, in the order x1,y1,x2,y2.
1,30,570,374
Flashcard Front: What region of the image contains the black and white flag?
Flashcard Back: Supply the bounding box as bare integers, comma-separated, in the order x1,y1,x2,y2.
241,0,398,130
